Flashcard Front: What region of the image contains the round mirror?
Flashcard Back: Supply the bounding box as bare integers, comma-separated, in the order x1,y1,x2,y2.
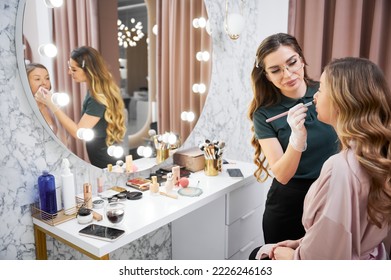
17,0,211,170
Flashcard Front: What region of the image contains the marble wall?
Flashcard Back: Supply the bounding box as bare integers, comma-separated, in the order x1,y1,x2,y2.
0,0,288,259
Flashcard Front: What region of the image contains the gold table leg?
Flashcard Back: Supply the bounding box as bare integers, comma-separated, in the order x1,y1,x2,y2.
34,224,48,260
33,224,109,260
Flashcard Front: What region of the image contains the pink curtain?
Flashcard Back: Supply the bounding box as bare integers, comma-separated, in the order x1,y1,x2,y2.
288,0,391,85
52,0,99,162
156,0,212,143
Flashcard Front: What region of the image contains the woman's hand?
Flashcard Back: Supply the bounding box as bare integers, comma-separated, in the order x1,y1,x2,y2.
271,246,295,260
269,239,300,259
34,87,59,113
287,103,308,152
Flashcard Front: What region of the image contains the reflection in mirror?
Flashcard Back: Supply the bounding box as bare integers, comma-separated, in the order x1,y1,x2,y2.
18,0,211,171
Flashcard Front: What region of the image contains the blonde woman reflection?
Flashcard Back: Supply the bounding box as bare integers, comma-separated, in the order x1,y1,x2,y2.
26,63,69,145
35,46,126,168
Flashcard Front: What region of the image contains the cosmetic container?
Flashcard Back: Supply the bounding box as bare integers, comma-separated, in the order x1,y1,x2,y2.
61,159,77,215
97,176,104,194
172,166,180,187
77,207,93,224
164,173,174,193
83,183,93,209
150,175,159,196
125,155,133,173
38,170,58,216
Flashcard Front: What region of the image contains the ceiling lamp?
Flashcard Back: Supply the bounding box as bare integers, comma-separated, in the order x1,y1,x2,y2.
118,19,145,48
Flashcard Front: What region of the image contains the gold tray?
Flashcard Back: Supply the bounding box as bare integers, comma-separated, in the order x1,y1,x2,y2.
31,198,83,226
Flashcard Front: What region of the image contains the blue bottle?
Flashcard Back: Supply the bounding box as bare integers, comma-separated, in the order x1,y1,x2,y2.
38,171,58,217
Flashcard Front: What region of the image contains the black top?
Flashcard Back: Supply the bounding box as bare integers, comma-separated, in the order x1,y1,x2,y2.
253,83,339,179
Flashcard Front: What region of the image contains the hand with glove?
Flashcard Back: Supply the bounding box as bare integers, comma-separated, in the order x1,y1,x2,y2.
287,103,308,152
34,87,60,113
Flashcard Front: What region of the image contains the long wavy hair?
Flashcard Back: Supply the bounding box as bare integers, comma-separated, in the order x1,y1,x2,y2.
71,46,126,147
325,57,391,227
247,33,315,182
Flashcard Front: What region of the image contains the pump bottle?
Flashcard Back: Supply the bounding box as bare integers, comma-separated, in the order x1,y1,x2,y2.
61,159,77,215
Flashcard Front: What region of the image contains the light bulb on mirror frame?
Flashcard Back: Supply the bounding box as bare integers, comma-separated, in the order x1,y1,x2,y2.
76,128,94,141
196,51,210,62
107,145,124,158
38,43,58,58
152,24,158,35
44,0,64,8
181,111,196,122
167,133,177,145
51,92,70,107
136,145,153,158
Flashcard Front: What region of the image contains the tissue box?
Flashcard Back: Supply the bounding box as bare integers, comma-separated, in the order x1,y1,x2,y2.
173,147,205,172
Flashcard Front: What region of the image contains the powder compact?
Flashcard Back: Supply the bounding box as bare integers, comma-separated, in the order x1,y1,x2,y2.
126,191,143,200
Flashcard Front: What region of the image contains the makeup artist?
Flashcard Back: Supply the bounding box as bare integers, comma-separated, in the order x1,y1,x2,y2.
35,46,126,168
247,33,338,258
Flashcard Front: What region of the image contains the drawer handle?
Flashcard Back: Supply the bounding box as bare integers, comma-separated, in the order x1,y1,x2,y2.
240,240,254,253
241,209,256,220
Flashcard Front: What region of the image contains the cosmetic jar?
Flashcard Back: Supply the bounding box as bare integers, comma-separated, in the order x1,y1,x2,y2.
77,207,93,224
92,199,104,209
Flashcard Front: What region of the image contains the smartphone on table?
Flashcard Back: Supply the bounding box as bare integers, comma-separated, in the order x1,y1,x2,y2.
227,168,244,177
79,224,125,242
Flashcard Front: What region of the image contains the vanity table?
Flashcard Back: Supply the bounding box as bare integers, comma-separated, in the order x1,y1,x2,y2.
32,160,269,260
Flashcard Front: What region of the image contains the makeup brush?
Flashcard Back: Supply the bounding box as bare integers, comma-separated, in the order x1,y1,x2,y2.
265,101,313,123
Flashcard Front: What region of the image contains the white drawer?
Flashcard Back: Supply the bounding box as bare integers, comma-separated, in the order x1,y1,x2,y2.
225,205,263,259
226,180,266,225
228,235,264,260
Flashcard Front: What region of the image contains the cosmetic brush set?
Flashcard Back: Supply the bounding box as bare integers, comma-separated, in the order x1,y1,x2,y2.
198,139,225,160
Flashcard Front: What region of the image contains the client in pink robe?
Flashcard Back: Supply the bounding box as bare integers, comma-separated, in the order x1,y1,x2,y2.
257,57,391,260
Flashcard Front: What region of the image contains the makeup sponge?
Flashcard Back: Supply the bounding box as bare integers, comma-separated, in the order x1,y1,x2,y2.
179,177,189,188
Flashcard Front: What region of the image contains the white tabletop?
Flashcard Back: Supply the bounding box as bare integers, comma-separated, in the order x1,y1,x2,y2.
33,160,256,257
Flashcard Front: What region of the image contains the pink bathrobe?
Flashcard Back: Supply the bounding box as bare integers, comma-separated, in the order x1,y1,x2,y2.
294,148,389,259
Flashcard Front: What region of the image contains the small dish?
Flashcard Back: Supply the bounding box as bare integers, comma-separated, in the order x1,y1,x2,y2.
178,187,203,197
